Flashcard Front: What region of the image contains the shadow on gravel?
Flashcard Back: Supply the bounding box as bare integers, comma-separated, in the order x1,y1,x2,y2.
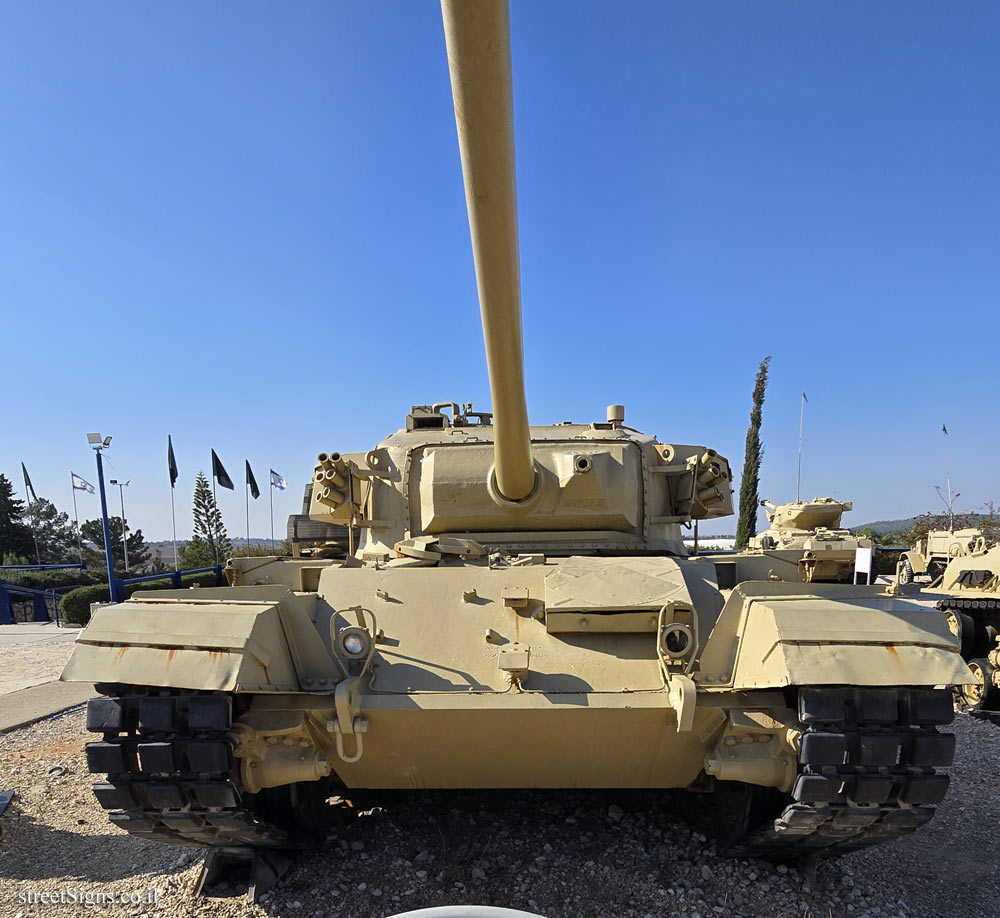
0,805,183,883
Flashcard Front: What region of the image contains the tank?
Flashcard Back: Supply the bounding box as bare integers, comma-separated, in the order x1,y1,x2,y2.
747,497,874,583
900,527,988,582
917,542,1000,711
63,0,970,881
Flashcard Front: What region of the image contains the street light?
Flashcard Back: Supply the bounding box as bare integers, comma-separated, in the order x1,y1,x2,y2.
87,433,118,601
110,479,131,572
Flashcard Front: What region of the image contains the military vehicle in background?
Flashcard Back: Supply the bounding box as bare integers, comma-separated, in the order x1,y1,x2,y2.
746,497,874,583
899,527,989,583
915,543,1000,711
62,0,968,889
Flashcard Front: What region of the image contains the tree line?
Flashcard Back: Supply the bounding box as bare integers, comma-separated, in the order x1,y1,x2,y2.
0,469,240,583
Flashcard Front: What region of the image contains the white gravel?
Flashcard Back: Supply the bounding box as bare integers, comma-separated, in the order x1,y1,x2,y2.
0,710,997,918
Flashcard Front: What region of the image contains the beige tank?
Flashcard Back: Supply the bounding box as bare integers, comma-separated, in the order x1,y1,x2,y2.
746,497,874,583
63,0,969,882
915,542,1000,711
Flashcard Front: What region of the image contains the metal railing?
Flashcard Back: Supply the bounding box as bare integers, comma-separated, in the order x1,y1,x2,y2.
112,565,224,602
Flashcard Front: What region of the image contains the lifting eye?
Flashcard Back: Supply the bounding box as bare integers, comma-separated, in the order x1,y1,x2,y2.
574,456,593,474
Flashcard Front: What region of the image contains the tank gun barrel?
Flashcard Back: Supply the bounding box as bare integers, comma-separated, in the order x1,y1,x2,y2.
442,0,535,502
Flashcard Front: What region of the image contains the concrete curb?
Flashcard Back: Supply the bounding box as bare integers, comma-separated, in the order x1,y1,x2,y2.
0,681,94,733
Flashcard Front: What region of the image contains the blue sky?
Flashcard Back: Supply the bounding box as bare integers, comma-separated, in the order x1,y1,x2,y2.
1,0,997,541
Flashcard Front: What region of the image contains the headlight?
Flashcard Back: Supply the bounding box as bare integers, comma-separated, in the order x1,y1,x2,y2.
338,626,372,661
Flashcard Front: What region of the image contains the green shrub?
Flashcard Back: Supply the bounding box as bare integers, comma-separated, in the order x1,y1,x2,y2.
3,568,99,591
59,572,221,626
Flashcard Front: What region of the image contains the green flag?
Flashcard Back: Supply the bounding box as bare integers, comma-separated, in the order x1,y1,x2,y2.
21,462,37,503
246,461,260,500
167,436,178,488
212,450,234,490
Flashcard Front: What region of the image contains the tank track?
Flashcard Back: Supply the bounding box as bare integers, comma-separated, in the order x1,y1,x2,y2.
936,596,1000,615
84,686,954,859
83,689,292,848
734,687,956,858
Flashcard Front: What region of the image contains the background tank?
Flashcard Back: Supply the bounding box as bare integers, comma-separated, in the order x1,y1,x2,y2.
62,0,968,884
747,497,875,583
915,541,1000,711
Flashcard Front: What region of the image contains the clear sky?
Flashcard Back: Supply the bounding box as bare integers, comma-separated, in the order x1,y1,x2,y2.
1,0,997,541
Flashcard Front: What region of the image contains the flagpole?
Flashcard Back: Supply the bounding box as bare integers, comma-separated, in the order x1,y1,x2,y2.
796,393,806,503
269,482,274,554
23,472,40,565
212,459,220,566
246,479,250,557
170,483,178,571
71,474,82,562
943,425,953,531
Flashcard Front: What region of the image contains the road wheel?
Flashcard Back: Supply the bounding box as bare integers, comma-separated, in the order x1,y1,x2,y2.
899,558,914,584
957,658,1000,712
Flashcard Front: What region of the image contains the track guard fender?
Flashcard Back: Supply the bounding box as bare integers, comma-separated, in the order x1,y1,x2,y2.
62,585,337,692
699,582,971,690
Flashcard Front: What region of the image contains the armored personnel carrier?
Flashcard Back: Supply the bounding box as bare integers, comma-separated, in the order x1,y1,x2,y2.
916,543,1000,711
900,527,989,583
63,0,968,878
747,498,873,583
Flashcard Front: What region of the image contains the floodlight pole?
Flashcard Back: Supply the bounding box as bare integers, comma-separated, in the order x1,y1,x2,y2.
111,480,130,572
93,446,117,601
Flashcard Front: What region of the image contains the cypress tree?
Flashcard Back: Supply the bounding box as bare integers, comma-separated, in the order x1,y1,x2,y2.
735,356,772,550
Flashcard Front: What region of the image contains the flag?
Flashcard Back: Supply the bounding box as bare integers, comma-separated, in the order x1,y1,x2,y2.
72,473,95,494
21,463,37,502
246,461,260,500
270,469,286,490
212,450,234,490
942,424,948,436
168,435,178,487
802,392,808,403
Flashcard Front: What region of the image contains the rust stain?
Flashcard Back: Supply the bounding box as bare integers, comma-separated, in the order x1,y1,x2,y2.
886,645,900,660
114,646,129,661
245,649,270,684
165,648,177,665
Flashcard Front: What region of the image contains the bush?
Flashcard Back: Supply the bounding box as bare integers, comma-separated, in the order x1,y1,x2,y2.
2,568,100,591
60,571,221,626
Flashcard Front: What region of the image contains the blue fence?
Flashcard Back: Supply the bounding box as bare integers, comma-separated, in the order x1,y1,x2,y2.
112,565,224,602
0,564,225,625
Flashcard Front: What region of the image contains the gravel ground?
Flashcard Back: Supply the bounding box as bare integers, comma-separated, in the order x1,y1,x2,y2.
0,710,997,918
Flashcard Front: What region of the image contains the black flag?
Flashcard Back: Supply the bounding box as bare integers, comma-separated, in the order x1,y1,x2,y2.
212,450,235,490
21,463,37,503
168,436,178,488
942,424,948,436
246,461,260,500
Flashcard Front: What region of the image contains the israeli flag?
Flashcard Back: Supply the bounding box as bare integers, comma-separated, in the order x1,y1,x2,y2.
72,472,95,494
270,469,286,490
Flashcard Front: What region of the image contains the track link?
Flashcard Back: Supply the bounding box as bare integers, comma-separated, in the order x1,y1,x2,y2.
734,687,955,858
936,596,1000,615
84,689,291,848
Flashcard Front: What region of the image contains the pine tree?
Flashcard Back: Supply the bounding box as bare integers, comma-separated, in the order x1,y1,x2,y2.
179,472,232,567
25,498,77,563
80,517,152,573
735,356,772,550
0,473,33,559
